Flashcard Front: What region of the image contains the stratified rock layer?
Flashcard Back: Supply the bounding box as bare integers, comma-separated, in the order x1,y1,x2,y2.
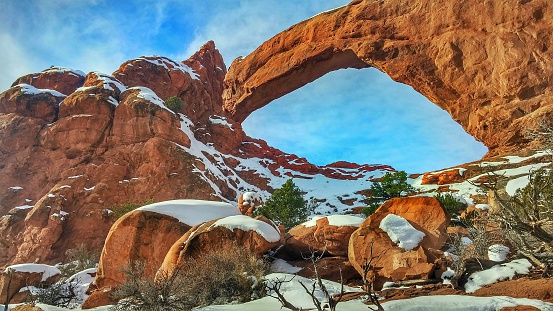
223,0,553,156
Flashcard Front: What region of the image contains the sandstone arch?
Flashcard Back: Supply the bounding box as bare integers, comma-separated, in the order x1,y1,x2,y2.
223,0,553,156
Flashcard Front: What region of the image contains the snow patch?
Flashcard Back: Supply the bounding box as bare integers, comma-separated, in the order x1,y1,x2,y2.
302,215,364,228
488,244,510,262
16,83,66,97
137,199,240,226
90,72,126,93
211,215,281,242
5,263,61,282
136,56,199,80
209,115,234,131
15,205,33,210
506,175,531,196
474,204,489,210
465,258,532,293
270,259,303,274
128,86,174,114
379,214,425,251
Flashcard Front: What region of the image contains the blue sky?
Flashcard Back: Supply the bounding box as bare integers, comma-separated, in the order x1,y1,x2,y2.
0,0,487,173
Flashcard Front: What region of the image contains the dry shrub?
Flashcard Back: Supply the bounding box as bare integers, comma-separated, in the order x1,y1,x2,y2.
111,243,268,310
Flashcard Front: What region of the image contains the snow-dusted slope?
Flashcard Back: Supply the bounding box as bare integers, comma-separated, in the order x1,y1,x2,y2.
177,114,393,215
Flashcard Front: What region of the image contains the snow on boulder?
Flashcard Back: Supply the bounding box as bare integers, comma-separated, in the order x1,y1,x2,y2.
379,214,425,251
0,84,66,123
1,264,61,304
11,66,86,96
238,192,263,216
137,199,240,226
211,215,281,243
94,202,195,289
279,215,365,259
159,215,283,277
348,197,449,288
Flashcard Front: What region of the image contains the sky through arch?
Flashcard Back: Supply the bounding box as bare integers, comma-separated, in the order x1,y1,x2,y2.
242,68,488,173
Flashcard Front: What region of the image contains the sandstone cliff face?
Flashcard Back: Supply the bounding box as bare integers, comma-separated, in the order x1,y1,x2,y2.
0,41,390,269
223,0,553,156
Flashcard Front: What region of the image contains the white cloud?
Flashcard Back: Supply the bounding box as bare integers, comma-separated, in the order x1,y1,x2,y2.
0,33,37,90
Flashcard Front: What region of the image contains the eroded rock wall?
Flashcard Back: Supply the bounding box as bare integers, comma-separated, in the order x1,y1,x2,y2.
223,0,553,156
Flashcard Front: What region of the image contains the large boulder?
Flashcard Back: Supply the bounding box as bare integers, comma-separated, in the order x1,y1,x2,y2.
93,200,241,289
280,215,365,258
348,197,449,288
160,215,282,277
93,210,191,289
0,264,61,304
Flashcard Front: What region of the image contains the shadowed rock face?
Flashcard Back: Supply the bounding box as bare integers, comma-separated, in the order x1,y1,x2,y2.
223,0,553,156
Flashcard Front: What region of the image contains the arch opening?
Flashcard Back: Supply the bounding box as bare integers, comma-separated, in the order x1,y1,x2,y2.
241,68,487,173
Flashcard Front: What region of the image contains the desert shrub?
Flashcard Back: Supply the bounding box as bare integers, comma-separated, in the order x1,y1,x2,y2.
253,179,314,230
444,215,503,289
435,192,468,215
30,279,81,308
57,243,100,278
491,168,553,269
165,96,185,113
361,171,416,216
108,199,155,221
111,244,268,310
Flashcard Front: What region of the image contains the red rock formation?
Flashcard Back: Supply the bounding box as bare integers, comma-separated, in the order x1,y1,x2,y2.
223,0,553,156
114,41,226,123
0,84,65,122
238,192,263,216
94,210,191,289
0,38,394,271
348,197,449,288
0,264,61,304
280,215,363,258
160,215,282,277
422,169,465,185
12,66,85,96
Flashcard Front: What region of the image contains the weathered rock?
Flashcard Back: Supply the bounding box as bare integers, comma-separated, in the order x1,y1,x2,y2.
0,264,61,304
280,215,364,259
111,87,190,147
223,0,553,156
422,169,465,185
12,66,85,96
159,215,282,277
82,288,116,309
93,209,191,288
348,197,449,288
293,256,360,284
238,192,263,216
114,41,226,123
40,84,116,152
0,84,65,123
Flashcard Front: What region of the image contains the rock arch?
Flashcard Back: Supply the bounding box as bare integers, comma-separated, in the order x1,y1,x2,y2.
223,0,553,156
